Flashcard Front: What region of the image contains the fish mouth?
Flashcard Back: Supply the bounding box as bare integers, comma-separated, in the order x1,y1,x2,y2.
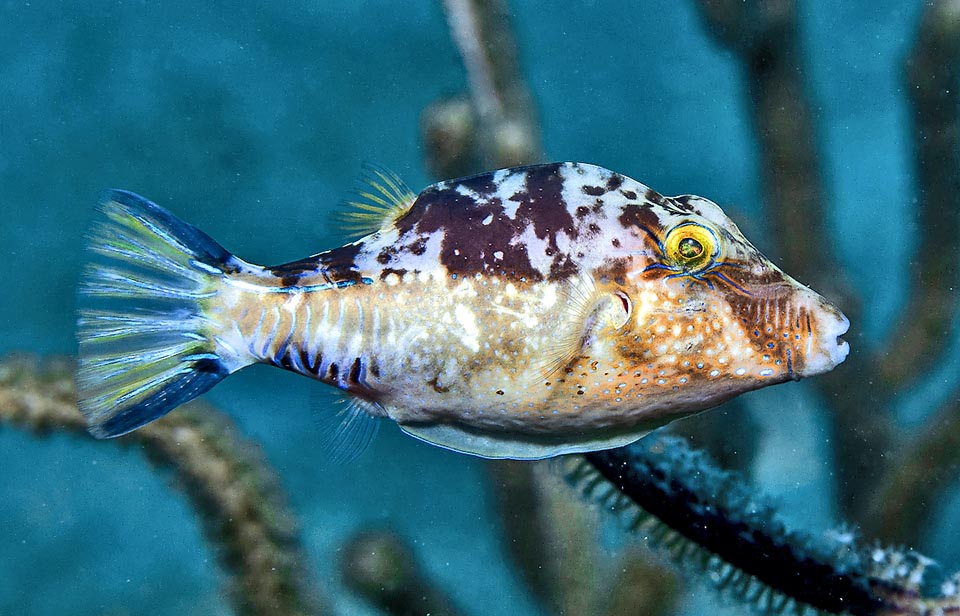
803,309,850,376
831,312,851,365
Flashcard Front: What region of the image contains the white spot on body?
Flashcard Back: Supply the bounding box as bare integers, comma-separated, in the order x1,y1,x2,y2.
510,225,553,277
494,169,528,219
455,303,481,352
541,284,558,310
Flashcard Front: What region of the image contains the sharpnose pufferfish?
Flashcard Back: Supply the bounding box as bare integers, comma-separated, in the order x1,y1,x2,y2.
77,162,849,459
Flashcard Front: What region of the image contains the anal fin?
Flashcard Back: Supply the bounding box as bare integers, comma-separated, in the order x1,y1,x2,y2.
314,392,382,464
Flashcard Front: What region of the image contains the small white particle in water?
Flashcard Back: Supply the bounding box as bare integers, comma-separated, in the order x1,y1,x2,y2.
482,214,494,225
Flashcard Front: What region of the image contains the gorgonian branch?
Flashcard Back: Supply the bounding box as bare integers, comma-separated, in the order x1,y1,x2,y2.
692,0,891,523
423,0,541,179
0,356,324,616
877,0,960,388
574,437,959,616
866,395,960,546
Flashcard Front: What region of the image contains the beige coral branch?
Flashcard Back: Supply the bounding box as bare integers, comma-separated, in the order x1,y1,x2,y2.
877,0,960,386
427,0,541,178
692,0,895,523
0,355,325,616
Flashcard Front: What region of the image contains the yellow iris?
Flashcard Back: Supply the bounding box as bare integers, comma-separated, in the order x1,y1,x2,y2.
664,222,719,271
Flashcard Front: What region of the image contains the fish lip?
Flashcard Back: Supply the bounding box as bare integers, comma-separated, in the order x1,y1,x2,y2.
799,308,850,377
829,311,851,366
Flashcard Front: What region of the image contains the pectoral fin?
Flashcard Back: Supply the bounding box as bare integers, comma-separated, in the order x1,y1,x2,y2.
540,273,632,379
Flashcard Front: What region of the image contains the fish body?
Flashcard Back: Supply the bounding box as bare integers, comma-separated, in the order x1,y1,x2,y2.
77,163,849,459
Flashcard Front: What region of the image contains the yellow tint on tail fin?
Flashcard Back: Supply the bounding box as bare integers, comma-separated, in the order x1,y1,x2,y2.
77,190,249,438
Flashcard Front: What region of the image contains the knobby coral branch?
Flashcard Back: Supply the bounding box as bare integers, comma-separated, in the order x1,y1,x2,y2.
692,0,892,522
425,0,541,178
841,0,960,546
487,460,680,616
340,530,466,616
878,0,960,386
867,394,960,546
575,437,960,616
431,5,687,613
0,356,324,616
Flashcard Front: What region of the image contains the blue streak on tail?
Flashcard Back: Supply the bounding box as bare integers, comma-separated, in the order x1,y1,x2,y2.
77,190,236,438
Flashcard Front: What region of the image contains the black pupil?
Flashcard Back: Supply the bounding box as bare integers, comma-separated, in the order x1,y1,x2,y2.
678,237,703,259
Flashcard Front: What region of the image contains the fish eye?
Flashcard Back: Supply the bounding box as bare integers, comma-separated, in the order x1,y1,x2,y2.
664,222,719,271
677,237,703,260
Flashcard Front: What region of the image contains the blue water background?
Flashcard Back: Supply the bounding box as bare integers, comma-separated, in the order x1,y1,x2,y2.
0,1,943,614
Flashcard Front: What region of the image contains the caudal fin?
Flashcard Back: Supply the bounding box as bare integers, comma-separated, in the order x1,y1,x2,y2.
77,190,240,438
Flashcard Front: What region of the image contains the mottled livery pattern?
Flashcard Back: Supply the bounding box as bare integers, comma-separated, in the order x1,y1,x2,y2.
77,163,848,459
195,163,848,458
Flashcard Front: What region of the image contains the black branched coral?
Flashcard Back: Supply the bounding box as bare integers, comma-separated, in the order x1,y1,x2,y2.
566,437,959,616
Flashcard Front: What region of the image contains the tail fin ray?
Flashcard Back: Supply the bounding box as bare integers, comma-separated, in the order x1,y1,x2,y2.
78,190,237,438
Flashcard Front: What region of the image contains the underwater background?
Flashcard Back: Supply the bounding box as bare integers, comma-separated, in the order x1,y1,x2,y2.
2,1,958,615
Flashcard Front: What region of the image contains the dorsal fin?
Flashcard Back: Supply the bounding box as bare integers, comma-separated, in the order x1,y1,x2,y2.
337,164,416,239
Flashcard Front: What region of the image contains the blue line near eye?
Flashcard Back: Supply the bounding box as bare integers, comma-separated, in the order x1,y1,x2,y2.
645,263,680,273
709,261,747,270
786,348,793,378
709,271,752,296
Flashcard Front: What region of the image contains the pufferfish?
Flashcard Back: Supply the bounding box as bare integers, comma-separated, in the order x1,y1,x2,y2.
77,162,849,460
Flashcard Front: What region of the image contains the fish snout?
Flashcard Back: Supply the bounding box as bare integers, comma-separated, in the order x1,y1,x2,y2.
797,294,850,378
